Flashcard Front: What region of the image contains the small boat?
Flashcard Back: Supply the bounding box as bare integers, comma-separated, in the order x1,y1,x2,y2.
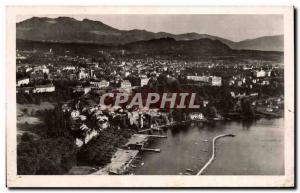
186,168,194,172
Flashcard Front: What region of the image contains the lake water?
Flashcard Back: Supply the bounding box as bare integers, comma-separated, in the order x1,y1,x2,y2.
133,118,284,175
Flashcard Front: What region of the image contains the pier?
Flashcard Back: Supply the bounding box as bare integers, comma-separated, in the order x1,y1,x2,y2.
93,133,166,175
141,148,161,152
196,133,235,175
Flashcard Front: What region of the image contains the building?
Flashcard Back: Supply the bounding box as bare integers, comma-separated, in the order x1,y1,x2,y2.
25,67,33,73
210,76,222,86
30,72,44,80
237,80,243,87
73,86,91,94
125,71,131,77
16,87,34,94
63,66,76,71
69,74,77,80
78,70,89,80
120,80,132,89
90,80,110,88
17,77,30,87
189,112,205,120
42,67,50,74
33,84,55,93
187,75,210,82
140,75,150,87
254,69,266,78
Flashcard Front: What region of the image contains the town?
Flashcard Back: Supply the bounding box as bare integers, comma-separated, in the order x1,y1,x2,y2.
16,42,284,175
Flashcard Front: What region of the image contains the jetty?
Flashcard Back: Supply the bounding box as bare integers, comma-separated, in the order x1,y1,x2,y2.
93,133,167,175
123,134,166,150
196,133,235,175
141,148,161,152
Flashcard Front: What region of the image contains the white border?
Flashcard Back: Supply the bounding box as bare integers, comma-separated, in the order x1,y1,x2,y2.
6,6,294,187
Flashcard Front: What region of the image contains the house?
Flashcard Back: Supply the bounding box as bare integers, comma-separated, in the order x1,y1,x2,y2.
30,72,44,80
90,80,110,88
16,87,34,94
71,110,80,118
33,84,55,93
189,113,206,120
140,75,150,87
210,76,222,86
17,77,30,87
237,81,243,87
78,70,89,80
125,71,130,77
63,66,76,71
261,80,270,85
254,69,266,78
42,67,50,74
186,75,209,82
69,74,77,80
25,67,33,73
120,80,132,89
73,86,91,94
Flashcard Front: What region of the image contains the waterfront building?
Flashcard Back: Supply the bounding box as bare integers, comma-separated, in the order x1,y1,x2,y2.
33,84,55,93
17,77,30,87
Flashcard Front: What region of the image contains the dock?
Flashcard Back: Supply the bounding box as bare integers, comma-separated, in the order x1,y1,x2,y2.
93,133,167,175
92,148,139,175
123,134,167,150
141,148,161,152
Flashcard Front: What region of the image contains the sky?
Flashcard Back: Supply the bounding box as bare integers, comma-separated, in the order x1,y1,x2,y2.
17,14,283,42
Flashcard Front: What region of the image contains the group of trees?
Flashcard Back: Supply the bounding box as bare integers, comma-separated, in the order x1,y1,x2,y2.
17,101,137,174
17,134,77,175
77,127,134,167
17,104,76,175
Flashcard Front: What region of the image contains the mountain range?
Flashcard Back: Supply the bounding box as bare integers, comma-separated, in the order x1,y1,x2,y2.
16,17,284,52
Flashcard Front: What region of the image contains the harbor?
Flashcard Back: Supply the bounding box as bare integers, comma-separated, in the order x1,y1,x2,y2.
90,117,284,175
92,134,167,175
132,118,284,175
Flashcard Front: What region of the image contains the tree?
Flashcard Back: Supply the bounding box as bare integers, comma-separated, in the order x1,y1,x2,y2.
17,135,77,175
241,99,256,119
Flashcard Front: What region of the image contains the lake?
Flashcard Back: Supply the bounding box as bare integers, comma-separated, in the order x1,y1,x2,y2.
133,118,284,175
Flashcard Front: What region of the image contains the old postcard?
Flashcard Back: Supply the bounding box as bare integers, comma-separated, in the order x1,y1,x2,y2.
6,6,294,187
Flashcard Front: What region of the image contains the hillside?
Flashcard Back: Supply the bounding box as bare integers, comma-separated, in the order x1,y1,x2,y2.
17,17,283,51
